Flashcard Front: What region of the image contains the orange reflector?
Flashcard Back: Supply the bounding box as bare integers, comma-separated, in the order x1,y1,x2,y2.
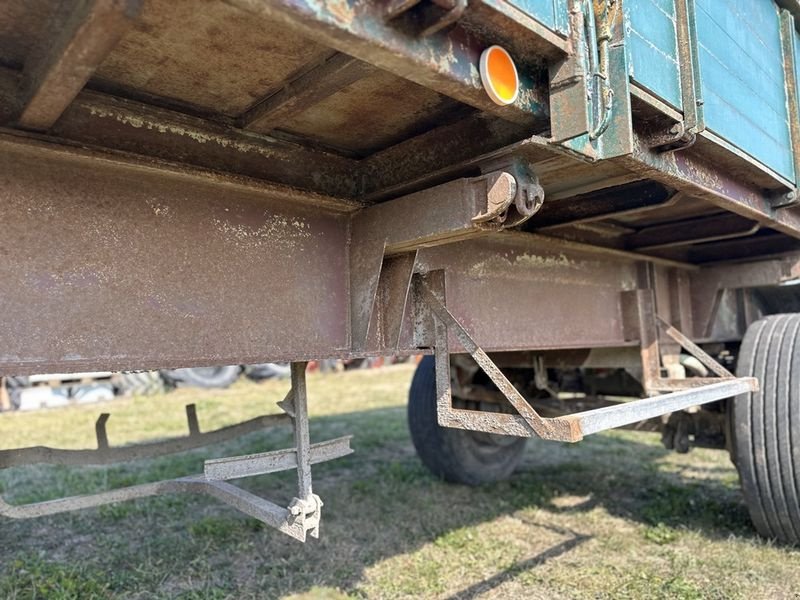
479,45,519,106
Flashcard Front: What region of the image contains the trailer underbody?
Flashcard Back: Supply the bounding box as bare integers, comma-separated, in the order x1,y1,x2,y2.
1,0,800,544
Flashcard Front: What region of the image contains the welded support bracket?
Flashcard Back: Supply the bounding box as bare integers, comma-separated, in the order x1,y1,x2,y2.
0,362,352,542
627,289,741,393
550,0,633,160
350,168,544,353
415,275,757,442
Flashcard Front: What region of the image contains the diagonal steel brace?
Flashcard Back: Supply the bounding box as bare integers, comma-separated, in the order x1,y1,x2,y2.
417,279,757,443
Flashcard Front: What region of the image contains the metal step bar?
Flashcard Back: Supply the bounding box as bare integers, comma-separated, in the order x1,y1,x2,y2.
0,362,352,542
416,277,757,442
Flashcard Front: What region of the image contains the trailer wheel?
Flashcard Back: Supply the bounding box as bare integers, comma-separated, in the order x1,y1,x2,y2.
408,356,527,485
161,366,241,389
116,371,166,396
732,314,800,545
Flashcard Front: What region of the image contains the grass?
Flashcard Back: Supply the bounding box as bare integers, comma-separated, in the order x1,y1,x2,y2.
0,364,798,599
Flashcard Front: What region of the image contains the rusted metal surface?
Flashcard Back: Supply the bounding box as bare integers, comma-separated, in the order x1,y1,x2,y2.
54,86,361,198
0,135,351,375
420,277,579,441
225,0,550,126
350,169,536,351
0,65,363,198
272,67,472,156
368,252,418,353
359,114,541,202
548,3,590,144
625,289,662,394
95,0,334,116
657,317,732,378
0,472,319,541
626,213,761,251
5,125,796,378
240,53,375,133
289,362,313,499
568,378,756,435
409,233,657,354
418,274,757,443
619,133,800,238
688,253,800,341
779,9,800,201
16,0,142,131
674,0,703,134
384,0,467,38
529,181,678,230
204,435,353,481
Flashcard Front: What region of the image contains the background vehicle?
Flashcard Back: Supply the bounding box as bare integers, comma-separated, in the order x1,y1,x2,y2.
1,364,290,411
0,0,799,545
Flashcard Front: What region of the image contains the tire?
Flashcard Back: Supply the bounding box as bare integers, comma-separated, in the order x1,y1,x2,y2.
244,363,290,381
4,376,27,410
160,366,241,389
408,356,527,486
116,371,166,396
732,314,800,545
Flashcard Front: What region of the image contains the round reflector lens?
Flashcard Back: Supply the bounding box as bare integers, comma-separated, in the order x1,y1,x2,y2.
479,45,519,106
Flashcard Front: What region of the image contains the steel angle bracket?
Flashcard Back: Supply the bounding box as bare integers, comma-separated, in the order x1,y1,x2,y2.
0,362,352,543
415,276,757,443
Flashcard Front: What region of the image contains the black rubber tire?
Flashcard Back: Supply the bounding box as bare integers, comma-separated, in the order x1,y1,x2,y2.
408,356,527,486
244,363,291,381
116,371,166,396
732,314,800,545
160,366,241,389
4,376,27,410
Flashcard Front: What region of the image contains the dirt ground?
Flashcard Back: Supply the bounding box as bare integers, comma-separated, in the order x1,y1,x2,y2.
0,364,798,599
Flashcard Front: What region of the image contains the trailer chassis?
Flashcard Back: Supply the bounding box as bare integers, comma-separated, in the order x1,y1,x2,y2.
1,130,793,540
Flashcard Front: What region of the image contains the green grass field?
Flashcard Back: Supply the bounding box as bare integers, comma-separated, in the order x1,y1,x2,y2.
0,364,798,599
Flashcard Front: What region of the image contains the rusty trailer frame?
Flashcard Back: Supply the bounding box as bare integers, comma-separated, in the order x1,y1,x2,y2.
1,0,800,541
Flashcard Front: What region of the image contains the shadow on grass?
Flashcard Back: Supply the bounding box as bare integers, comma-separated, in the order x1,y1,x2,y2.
0,402,757,598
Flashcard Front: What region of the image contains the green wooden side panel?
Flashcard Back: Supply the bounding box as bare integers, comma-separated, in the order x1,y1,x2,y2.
625,0,683,110
505,0,568,33
695,0,795,181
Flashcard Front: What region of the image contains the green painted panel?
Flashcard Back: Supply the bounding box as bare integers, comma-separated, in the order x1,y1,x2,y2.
626,0,683,109
504,0,568,33
696,0,795,181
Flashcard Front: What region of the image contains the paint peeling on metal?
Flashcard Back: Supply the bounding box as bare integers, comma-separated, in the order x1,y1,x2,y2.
87,106,281,159
212,214,313,250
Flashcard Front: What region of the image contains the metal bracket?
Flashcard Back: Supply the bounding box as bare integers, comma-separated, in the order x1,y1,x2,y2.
415,275,757,443
550,0,633,160
0,362,352,543
647,123,697,154
472,159,545,227
629,288,742,393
